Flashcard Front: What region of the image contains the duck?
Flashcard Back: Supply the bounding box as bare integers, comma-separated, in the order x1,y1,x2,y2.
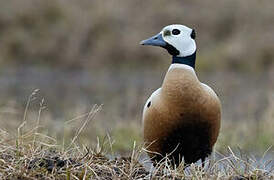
140,24,221,167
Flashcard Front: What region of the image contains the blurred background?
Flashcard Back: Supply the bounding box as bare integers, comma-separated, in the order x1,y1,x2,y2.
0,0,273,155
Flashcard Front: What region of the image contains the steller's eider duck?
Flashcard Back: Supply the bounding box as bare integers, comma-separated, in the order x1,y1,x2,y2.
140,24,221,167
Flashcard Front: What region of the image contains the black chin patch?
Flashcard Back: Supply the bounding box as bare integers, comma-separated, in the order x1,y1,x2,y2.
164,43,180,56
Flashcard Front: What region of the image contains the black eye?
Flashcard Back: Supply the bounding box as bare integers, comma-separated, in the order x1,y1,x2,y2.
172,29,180,35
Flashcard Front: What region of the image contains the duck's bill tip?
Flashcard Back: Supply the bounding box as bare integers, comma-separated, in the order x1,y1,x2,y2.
139,33,166,47
139,40,146,45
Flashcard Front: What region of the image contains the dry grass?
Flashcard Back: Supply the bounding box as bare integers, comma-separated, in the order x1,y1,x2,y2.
0,102,273,179
0,129,273,180
1,88,273,155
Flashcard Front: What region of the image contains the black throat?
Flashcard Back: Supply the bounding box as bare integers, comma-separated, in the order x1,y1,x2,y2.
172,51,196,69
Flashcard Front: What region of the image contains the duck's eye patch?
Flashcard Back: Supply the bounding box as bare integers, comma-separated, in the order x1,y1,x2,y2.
163,30,171,36
172,29,180,35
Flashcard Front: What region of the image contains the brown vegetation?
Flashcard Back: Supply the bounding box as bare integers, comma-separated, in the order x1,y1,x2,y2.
0,107,273,179
0,0,273,72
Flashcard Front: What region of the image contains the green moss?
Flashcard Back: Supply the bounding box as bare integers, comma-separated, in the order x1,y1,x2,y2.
216,119,274,154
103,123,142,153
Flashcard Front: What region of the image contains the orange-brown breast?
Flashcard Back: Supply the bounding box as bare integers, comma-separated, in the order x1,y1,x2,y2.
143,65,221,165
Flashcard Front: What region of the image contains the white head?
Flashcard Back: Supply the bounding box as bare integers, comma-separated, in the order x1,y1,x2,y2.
140,24,196,57
161,24,196,57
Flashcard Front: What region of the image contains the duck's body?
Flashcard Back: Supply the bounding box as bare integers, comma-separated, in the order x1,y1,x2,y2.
143,64,220,165
141,24,221,166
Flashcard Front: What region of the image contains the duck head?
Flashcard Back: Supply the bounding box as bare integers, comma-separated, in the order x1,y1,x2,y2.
140,24,197,68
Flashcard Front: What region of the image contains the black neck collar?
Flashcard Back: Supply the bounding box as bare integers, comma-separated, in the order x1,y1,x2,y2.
172,51,196,69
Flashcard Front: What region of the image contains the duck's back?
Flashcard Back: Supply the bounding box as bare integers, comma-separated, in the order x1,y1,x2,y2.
143,64,221,166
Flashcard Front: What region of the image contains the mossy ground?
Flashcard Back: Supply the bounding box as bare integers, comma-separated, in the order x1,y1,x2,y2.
0,105,273,180
1,133,273,180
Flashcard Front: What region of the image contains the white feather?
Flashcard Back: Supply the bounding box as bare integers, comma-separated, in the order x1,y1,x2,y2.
142,88,161,124
161,24,196,57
